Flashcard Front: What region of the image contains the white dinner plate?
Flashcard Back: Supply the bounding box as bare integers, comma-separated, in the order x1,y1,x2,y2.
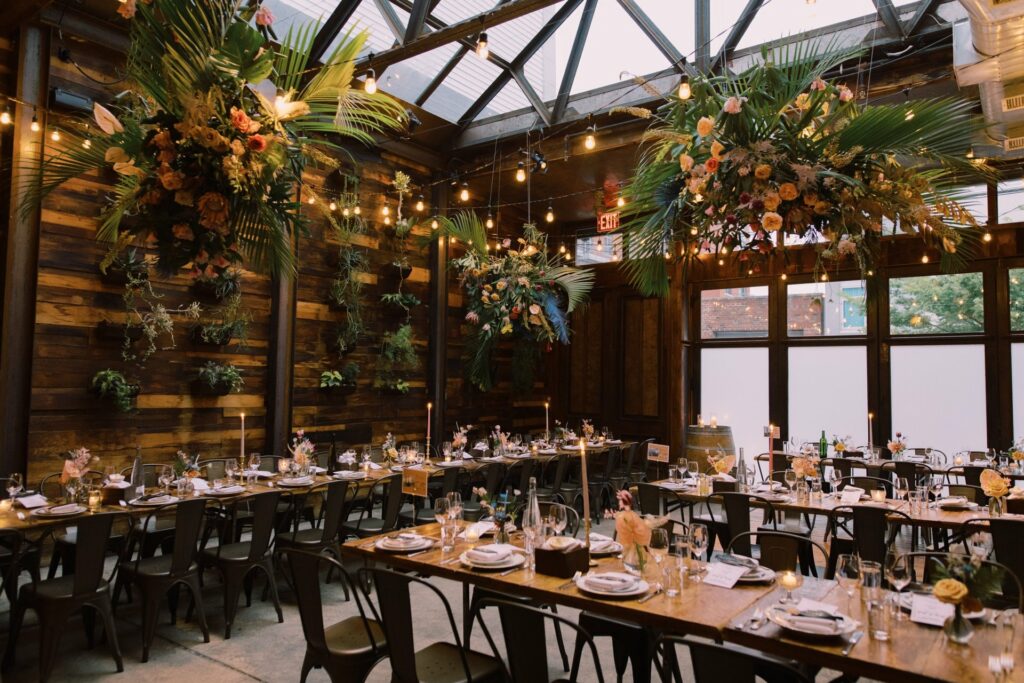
375,536,434,553
32,504,86,517
736,565,777,584
588,541,624,556
436,460,463,467
574,574,649,598
334,471,367,480
764,606,857,639
278,477,315,487
129,495,179,507
459,551,525,571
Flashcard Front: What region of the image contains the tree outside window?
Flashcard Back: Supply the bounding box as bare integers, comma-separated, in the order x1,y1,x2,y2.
889,273,984,335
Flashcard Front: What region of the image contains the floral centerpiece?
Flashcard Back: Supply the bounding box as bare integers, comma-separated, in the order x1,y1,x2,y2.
288,429,315,469
452,424,471,453
382,433,398,462
832,435,852,455
437,214,593,392
581,419,595,441
931,553,1005,644
980,469,1011,517
887,433,907,457
606,490,666,576
472,486,522,544
60,447,97,484
491,425,510,453
173,450,201,478
707,452,736,477
27,0,404,277
617,43,991,296
791,455,820,479
553,420,576,443
1010,439,1024,466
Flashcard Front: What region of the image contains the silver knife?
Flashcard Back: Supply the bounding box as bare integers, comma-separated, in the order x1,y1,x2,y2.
638,586,663,603
842,631,863,656
499,566,524,576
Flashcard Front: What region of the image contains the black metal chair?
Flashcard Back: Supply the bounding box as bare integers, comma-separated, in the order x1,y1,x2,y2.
655,635,813,683
113,498,210,661
901,551,1023,612
399,466,461,526
825,504,911,578
3,513,124,681
199,490,284,638
40,470,124,579
343,474,403,538
726,531,828,574
361,567,503,683
960,517,1024,608
0,482,40,603
462,464,504,522
479,598,605,683
283,549,387,682
276,480,353,599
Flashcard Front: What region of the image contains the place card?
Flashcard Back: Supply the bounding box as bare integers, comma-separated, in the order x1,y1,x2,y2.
703,562,749,588
910,593,954,627
839,489,862,504
14,494,48,509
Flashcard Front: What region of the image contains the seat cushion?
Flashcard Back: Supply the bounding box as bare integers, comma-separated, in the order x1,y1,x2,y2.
22,576,109,601
120,555,199,578
413,642,502,683
324,616,386,656
277,528,328,546
201,541,257,562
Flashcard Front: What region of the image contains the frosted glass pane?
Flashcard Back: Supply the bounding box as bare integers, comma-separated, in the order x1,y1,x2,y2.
1014,344,1024,439
788,347,867,446
701,347,769,459
891,345,987,452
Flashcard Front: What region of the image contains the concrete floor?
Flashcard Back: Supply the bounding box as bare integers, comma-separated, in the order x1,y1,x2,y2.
0,515,855,683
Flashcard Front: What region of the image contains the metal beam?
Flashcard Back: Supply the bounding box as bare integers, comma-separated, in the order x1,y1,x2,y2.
374,0,407,43
694,0,710,71
309,0,363,63
512,69,553,126
415,45,468,106
552,0,597,122
389,0,516,70
903,0,940,36
871,0,905,38
357,0,567,74
404,0,433,43
710,0,764,73
617,0,685,73
456,0,583,127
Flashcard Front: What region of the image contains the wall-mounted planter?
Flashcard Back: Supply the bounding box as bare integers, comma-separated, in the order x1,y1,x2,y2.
190,379,233,397
99,265,148,287
190,327,233,347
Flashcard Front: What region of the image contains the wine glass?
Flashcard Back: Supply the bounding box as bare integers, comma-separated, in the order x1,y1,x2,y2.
277,457,291,477
159,465,174,494
442,441,453,459
225,458,237,483
512,433,523,448
895,476,910,502
649,527,669,572
929,474,945,502
689,523,708,575
829,468,843,497
446,491,463,522
836,554,861,613
743,468,755,493
433,496,451,525
687,460,699,480
784,469,797,491
6,473,23,501
547,504,567,537
361,446,372,467
968,531,993,559
885,551,911,621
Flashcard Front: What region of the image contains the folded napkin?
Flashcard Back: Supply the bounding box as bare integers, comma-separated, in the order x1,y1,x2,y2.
783,614,843,635
717,553,759,569
467,544,513,563
606,439,623,444
382,532,423,548
282,476,313,485
247,470,275,478
1009,488,1024,499
366,461,382,470
539,448,557,455
462,452,474,459
582,572,638,592
939,496,969,506
473,441,489,451
339,450,357,462
564,445,581,451
544,536,581,551
840,486,864,495
335,470,366,479
104,480,132,489
463,521,496,539
588,532,617,552
15,494,49,509
47,503,81,515
189,478,210,491
712,473,736,482
754,482,782,493
208,485,244,495
310,466,327,474
137,494,174,505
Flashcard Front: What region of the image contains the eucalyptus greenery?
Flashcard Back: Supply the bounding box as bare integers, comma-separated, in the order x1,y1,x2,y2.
123,274,202,367
195,293,250,346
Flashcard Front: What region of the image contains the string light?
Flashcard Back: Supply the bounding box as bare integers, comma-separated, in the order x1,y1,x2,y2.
381,204,390,217
363,66,377,94
495,241,501,251
0,106,10,125
459,182,469,202
983,232,992,243
50,127,60,142
780,273,788,281
584,125,596,150
921,254,929,263
431,218,438,230
485,213,494,229
415,195,425,212
475,32,489,59
545,206,554,223
30,113,40,132
559,243,566,253
353,205,361,216
678,80,691,100
342,206,350,217
383,215,391,225
616,196,625,208
820,273,829,281
82,138,91,149
515,162,526,182
328,200,337,212
564,252,572,261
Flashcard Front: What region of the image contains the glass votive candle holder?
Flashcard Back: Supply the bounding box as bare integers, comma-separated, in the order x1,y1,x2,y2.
777,570,803,603
870,489,887,503
87,486,103,512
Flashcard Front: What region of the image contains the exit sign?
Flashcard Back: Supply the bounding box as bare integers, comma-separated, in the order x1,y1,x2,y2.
597,211,620,232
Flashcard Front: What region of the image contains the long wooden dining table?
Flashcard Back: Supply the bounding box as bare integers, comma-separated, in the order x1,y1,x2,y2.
340,522,1015,683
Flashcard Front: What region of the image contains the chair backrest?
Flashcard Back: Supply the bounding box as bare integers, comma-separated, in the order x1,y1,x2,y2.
39,470,106,499
363,567,472,683
839,475,893,497
619,441,638,475
726,531,827,573
118,464,163,488
885,461,932,486
633,438,654,474
73,513,117,596
284,549,382,655
167,498,207,575
548,454,570,493
636,483,672,517
246,490,283,561
537,501,580,537
831,504,908,564
601,446,621,479
318,480,351,544
711,493,764,555
657,635,812,683
965,518,1024,604
832,458,854,479
508,459,535,497
379,475,404,532
481,598,604,683
947,484,986,503
440,466,462,496
199,459,230,481
483,463,505,496
0,528,22,593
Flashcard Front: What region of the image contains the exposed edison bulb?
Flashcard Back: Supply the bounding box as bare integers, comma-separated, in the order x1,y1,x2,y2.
545,206,554,223
565,252,572,261
50,127,60,142
616,196,625,208
921,254,929,263
484,243,490,251
559,243,566,254
495,241,501,251
690,226,698,236
381,205,390,217
415,196,425,212
0,108,10,126
678,81,691,100
664,250,671,260
383,215,391,225
328,201,337,212
459,184,469,202
781,273,788,281
718,258,725,266
721,246,728,255
430,219,438,230
342,207,350,217
364,70,377,94
485,214,494,229
867,270,874,276
821,273,829,281
306,195,315,205
353,206,361,216
596,238,604,252
475,32,489,60
30,115,40,133
515,163,526,182
983,232,992,243
584,130,596,150
82,138,91,149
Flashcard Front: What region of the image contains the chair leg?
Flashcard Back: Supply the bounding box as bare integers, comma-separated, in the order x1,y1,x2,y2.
300,650,315,683
46,545,63,580
82,604,97,649
184,575,211,643
222,569,246,639
168,583,182,624
37,610,69,683
94,594,124,673
3,597,27,670
548,605,570,671
140,588,163,662
260,558,284,624
569,630,586,681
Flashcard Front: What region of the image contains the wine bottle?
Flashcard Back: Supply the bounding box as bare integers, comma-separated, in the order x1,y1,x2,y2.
819,430,828,458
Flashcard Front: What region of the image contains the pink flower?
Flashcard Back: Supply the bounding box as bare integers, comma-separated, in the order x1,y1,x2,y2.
723,95,746,115
254,5,274,26
615,511,652,547
810,77,827,92
838,85,854,103
837,238,856,256
465,311,479,324
117,0,137,20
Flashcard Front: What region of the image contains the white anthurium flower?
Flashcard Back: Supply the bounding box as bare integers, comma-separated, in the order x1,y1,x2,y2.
93,102,124,135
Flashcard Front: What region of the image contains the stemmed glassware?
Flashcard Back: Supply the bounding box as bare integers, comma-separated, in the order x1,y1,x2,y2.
446,492,463,523
649,528,669,590
159,465,174,494
248,453,262,484
895,477,910,503
687,460,699,480
929,474,945,503
830,467,843,497
885,551,911,621
784,469,798,491
7,473,23,501
836,554,861,613
433,497,451,524
689,523,708,576
225,458,237,483
546,505,567,537
361,446,372,469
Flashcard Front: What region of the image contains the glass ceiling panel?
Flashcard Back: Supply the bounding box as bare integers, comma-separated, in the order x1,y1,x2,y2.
484,79,532,117
380,43,462,106
733,0,878,51
421,51,519,121
264,0,400,56
433,0,492,24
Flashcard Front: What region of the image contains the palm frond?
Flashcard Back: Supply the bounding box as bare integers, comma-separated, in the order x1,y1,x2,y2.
436,212,489,259
545,265,595,313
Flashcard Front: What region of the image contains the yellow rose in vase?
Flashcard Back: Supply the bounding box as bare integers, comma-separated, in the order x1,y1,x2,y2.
933,578,968,606
980,469,1010,499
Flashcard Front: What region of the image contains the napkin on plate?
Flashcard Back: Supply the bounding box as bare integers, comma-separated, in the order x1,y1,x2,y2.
544,536,581,551
282,476,313,486
248,470,275,478
754,482,782,493
15,494,49,509
712,473,736,482
137,494,174,505
1009,489,1024,499
189,478,210,491
717,553,759,569
463,521,496,538
381,532,423,548
462,452,475,459
47,503,81,515
104,481,132,489
473,441,489,451
782,614,843,635
208,485,244,495
582,572,638,592
467,544,512,563
588,532,617,553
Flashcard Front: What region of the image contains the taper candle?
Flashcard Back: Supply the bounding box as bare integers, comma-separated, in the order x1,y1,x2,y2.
544,401,550,440
868,412,874,451
710,415,718,429
580,438,591,546
240,413,245,461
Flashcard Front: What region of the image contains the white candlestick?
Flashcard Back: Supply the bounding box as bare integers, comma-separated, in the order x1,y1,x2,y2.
580,438,590,546
545,401,550,440
427,402,432,441
710,415,718,429
868,412,874,451
240,413,245,462
697,414,704,427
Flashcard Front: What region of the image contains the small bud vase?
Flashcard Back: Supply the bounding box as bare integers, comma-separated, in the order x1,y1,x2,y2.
943,604,974,645
989,496,1005,517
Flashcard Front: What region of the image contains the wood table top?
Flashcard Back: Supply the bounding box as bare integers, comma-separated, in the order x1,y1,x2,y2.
341,522,1017,682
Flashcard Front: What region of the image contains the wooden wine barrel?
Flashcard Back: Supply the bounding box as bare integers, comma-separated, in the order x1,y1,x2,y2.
685,425,737,462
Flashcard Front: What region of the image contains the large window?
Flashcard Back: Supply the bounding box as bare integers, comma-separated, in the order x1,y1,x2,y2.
701,287,769,339
889,273,984,335
890,345,987,451
1014,344,1024,439
998,179,1024,225
788,347,868,446
1011,268,1024,332
574,234,622,265
701,347,769,459
787,280,866,336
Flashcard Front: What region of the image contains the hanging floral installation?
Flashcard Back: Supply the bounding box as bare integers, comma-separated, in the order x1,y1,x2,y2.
438,213,594,392
618,42,993,296
25,0,405,278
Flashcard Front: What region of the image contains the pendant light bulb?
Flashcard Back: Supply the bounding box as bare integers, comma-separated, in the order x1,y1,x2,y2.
364,69,377,94
545,206,554,223
82,138,91,149
328,201,337,212
678,80,691,100
50,128,60,142
30,114,39,133
584,126,596,150
383,215,391,225
342,207,350,217
306,195,315,205
459,183,469,202
381,204,390,217
475,32,489,60
431,218,439,230
415,195,425,212
515,162,526,183
616,196,625,208
353,205,361,216
559,243,566,254
0,107,11,126
485,214,494,229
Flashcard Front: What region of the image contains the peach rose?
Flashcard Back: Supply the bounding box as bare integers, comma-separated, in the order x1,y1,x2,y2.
754,164,772,180
762,191,781,211
778,183,799,201
679,153,694,172
197,192,229,230
696,116,714,137
247,134,267,152
704,157,719,174
981,469,1010,499
710,140,725,159
615,510,652,547
933,579,968,605
762,211,783,232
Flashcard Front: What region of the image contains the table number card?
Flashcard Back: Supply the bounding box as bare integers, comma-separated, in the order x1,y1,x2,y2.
910,593,954,627
647,443,670,463
839,489,862,504
702,562,749,589
401,468,430,497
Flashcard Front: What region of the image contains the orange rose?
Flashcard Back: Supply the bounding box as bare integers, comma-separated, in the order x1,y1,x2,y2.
778,183,798,201
247,134,267,152
197,192,229,230
230,106,260,134
754,164,772,180
704,157,719,174
762,211,783,232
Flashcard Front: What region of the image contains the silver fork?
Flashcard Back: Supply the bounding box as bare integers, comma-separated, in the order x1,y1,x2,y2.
558,571,582,590
749,608,765,630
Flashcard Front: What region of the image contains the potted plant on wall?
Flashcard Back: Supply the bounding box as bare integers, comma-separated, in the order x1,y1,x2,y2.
99,248,149,287
190,267,242,302
192,361,244,396
319,362,359,393
90,369,141,413
191,294,250,347
373,323,418,394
